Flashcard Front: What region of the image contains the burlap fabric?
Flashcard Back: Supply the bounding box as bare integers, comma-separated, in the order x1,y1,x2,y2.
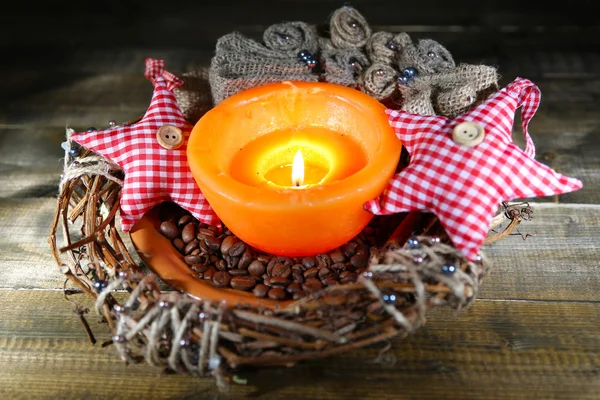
179,5,499,123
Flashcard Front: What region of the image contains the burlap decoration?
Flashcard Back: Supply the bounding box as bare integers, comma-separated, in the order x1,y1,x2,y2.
365,31,412,65
320,48,370,87
327,5,372,49
397,63,500,117
174,5,499,119
318,6,372,88
358,63,398,101
208,23,320,105
396,38,456,75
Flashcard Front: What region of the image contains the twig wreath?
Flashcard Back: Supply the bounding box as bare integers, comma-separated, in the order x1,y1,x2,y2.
48,5,582,391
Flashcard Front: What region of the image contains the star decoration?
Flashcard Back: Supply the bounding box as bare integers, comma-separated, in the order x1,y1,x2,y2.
365,77,583,261
70,58,219,231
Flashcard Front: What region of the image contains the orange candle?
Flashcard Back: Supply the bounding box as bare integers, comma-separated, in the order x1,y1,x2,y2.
187,81,402,256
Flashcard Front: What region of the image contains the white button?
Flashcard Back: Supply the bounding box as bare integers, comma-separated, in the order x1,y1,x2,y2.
157,125,184,150
452,122,485,147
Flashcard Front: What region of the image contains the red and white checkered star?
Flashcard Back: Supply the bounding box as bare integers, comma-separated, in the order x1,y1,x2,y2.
70,58,219,231
365,77,583,261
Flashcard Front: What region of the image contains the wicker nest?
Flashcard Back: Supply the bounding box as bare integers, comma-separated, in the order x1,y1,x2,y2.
47,140,530,389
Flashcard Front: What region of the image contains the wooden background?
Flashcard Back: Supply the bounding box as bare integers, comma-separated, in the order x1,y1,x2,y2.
1,1,599,399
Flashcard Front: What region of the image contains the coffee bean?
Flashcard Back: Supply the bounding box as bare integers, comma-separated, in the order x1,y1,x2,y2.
266,258,276,275
292,263,304,272
238,251,253,270
184,254,203,265
302,278,323,293
160,221,179,240
257,255,271,264
230,276,256,291
253,284,269,298
177,214,193,227
191,264,210,273
248,260,266,277
339,271,358,284
199,240,210,253
286,282,302,294
302,256,316,269
316,254,332,269
203,266,216,280
267,287,286,300
323,278,340,287
303,267,318,279
271,263,292,279
229,242,246,257
330,249,346,263
204,236,222,252
318,267,333,280
207,225,220,235
355,243,370,255
216,259,227,271
292,270,304,283
212,271,231,288
172,238,185,253
184,239,199,254
341,242,358,258
198,227,216,237
350,253,369,269
220,236,238,255
229,268,249,277
268,276,291,288
292,290,306,300
190,248,201,256
331,262,346,273
181,222,196,243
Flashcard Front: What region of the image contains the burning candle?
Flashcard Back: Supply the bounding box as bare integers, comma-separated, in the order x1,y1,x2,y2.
188,81,402,256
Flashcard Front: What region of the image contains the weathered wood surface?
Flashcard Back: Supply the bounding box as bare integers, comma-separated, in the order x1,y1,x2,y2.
1,1,599,399
0,290,599,400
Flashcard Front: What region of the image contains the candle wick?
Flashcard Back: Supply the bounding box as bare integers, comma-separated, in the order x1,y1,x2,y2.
295,182,300,187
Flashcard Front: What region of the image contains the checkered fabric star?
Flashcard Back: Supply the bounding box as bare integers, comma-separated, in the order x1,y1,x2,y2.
70,58,219,231
365,77,583,261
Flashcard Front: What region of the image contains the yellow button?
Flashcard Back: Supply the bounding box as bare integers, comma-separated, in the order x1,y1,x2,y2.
452,122,485,147
156,125,184,150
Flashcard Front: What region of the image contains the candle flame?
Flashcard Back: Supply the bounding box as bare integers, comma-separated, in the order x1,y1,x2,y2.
291,150,304,187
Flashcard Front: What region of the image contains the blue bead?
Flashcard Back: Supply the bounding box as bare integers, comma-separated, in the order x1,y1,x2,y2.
397,75,409,85
93,280,107,291
382,293,397,304
441,264,456,276
407,236,420,249
403,67,417,78
298,50,312,60
87,127,97,132
386,41,397,51
306,59,317,68
68,146,81,158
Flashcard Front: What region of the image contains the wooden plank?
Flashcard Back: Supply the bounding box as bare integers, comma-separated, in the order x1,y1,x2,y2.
0,198,72,290
482,203,600,301
0,289,598,399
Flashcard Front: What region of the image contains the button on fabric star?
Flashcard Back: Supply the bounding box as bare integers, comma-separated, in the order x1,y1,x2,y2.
365,77,583,261
453,121,485,147
157,125,184,150
70,58,219,232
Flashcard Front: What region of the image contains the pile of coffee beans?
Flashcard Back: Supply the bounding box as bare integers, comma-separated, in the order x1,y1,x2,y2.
157,205,386,301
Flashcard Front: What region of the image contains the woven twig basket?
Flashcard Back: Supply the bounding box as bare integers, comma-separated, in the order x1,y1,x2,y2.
47,5,529,386
47,138,528,388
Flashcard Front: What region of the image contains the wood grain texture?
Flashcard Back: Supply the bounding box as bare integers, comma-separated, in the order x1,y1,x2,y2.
0,289,599,400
